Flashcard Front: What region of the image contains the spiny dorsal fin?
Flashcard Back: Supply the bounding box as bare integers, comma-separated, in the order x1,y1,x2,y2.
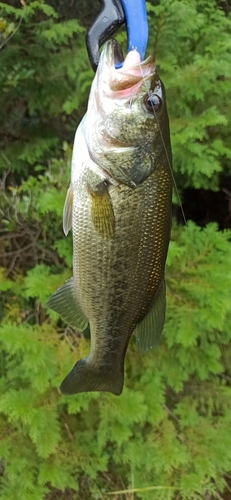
135,279,166,353
63,186,73,236
47,277,88,331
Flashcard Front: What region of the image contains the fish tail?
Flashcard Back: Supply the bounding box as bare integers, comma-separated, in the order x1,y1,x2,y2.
60,358,124,396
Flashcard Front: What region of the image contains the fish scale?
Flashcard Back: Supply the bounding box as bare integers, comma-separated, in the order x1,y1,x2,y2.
47,40,173,395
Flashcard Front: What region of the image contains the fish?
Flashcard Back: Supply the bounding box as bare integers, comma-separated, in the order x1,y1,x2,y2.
47,39,172,396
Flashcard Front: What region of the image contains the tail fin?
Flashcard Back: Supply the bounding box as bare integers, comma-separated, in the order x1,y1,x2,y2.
60,358,124,396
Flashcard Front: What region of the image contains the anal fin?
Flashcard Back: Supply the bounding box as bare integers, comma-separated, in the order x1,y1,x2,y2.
135,279,166,353
47,277,88,331
88,185,115,239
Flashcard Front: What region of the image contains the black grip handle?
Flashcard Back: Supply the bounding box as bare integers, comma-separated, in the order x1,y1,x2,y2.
85,0,125,72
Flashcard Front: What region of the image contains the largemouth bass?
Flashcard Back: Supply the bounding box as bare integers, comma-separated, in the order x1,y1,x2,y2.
47,39,172,396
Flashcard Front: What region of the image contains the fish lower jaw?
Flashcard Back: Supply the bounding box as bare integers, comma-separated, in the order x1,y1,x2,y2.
60,357,124,396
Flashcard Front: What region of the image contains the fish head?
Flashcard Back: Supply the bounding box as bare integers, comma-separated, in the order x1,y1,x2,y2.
86,39,171,186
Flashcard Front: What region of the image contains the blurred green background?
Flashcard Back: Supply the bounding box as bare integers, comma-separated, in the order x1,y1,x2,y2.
0,1,231,499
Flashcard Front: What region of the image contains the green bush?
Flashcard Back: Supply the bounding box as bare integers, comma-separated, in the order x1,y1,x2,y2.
0,1,231,499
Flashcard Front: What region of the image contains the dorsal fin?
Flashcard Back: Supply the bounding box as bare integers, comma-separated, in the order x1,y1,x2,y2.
135,279,166,353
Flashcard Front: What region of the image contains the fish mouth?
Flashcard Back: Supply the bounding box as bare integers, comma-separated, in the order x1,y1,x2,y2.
110,39,125,68
100,39,155,94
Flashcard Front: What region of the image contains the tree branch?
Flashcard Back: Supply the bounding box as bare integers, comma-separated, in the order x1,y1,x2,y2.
0,2,26,50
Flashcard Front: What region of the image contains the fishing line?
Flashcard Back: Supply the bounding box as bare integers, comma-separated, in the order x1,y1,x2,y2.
152,108,187,226
138,61,187,226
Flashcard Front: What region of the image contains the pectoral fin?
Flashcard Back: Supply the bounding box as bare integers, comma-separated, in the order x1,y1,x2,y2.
88,186,115,239
135,279,166,353
63,186,73,236
47,277,88,331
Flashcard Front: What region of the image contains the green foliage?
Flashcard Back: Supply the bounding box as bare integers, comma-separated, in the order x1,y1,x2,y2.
1,0,231,499
1,222,231,499
0,0,88,177
147,0,231,189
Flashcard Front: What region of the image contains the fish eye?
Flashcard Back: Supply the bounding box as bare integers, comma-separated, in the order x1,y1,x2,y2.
143,93,162,114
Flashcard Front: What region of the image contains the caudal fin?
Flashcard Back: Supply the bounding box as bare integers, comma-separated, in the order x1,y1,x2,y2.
60,358,124,396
